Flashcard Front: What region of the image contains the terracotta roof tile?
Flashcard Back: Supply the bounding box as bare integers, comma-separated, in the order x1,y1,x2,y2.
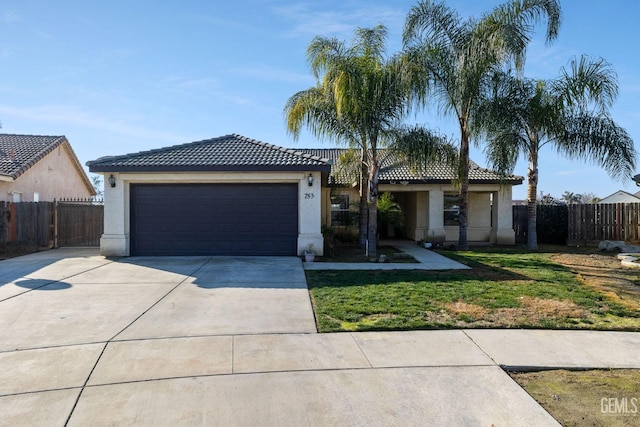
0,134,67,179
299,148,522,184
87,134,331,172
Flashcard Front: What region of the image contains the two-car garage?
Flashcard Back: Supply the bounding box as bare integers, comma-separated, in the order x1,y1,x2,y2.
130,183,298,256
88,134,329,257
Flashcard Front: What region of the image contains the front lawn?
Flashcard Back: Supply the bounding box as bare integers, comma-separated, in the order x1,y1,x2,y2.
305,246,640,332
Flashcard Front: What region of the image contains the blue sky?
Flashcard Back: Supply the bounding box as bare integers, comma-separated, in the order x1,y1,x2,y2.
1,0,638,200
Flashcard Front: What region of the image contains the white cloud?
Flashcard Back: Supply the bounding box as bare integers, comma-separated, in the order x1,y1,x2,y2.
165,76,220,90
3,11,19,23
230,65,314,85
271,1,406,41
0,104,185,143
554,167,599,177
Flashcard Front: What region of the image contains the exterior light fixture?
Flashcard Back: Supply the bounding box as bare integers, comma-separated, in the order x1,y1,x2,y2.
307,173,314,187
108,174,116,188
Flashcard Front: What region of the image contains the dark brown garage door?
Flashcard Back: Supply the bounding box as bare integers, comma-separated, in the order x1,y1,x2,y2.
130,184,298,256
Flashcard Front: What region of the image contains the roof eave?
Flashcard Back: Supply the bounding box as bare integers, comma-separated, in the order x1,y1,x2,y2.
377,178,523,185
88,164,332,173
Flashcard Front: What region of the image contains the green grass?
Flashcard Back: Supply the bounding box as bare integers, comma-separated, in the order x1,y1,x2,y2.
306,248,640,332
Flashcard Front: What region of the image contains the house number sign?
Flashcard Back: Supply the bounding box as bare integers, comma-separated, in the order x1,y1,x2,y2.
304,193,315,199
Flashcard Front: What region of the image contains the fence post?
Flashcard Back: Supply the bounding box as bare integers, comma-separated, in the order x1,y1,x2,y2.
54,199,59,249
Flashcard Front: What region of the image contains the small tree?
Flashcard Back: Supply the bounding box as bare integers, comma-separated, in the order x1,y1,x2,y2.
91,174,103,200
377,192,404,238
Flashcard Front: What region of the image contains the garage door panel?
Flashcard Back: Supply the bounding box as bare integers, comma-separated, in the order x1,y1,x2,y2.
130,184,298,256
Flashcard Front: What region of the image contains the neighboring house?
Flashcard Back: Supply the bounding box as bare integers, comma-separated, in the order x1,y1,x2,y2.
0,134,96,202
87,134,521,257
598,190,640,204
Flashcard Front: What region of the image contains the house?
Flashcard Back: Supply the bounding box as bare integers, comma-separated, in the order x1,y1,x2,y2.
301,148,521,246
87,134,521,257
598,190,640,204
0,134,96,202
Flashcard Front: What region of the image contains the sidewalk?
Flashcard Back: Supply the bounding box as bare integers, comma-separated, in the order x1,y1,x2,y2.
5,329,639,426
304,240,469,270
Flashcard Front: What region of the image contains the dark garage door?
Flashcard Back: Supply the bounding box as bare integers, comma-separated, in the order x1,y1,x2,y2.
130,184,298,256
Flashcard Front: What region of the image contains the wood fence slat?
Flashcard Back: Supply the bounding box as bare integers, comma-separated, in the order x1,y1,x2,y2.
0,200,103,249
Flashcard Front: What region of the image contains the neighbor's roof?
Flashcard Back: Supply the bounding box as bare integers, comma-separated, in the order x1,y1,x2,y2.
87,134,332,172
598,190,640,204
0,134,95,194
299,148,523,185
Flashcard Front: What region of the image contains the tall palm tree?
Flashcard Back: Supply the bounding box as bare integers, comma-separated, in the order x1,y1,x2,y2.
477,55,636,249
402,0,561,250
285,25,454,257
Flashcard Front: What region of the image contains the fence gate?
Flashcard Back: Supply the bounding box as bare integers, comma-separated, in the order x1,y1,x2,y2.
55,199,104,247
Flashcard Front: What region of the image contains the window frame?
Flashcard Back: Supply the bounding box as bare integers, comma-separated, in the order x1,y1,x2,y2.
443,193,461,226
330,194,351,227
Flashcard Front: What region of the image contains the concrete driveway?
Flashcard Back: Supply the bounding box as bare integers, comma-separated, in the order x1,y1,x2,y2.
0,249,316,352
3,248,639,425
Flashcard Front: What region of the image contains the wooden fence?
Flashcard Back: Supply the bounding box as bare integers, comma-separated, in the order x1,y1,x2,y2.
0,199,103,252
512,204,569,245
55,200,104,247
513,203,640,245
0,202,54,249
567,203,640,245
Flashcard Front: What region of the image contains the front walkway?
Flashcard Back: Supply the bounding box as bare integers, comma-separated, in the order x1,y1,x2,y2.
304,240,469,270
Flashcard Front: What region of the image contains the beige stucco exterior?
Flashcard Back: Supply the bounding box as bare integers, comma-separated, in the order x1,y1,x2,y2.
0,142,94,202
323,183,516,245
99,171,324,257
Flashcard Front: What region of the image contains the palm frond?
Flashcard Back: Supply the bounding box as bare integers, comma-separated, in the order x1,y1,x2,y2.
554,55,618,112
388,124,458,171
558,115,636,180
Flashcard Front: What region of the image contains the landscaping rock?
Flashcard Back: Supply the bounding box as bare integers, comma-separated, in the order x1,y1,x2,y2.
598,240,626,252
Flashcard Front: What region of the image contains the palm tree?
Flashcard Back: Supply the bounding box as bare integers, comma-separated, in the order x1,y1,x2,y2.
478,56,636,249
285,25,454,257
402,0,561,250
561,191,578,205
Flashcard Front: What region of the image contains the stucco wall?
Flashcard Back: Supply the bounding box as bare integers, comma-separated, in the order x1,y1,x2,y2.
100,171,324,257
0,144,93,202
325,183,518,245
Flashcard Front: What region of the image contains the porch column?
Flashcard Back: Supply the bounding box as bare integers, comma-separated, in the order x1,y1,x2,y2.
427,189,446,243
490,186,516,245
297,171,324,255
413,191,428,241
100,173,130,256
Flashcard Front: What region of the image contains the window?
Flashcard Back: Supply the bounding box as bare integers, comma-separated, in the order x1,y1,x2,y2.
11,192,22,203
331,195,350,226
444,194,460,226
33,192,39,202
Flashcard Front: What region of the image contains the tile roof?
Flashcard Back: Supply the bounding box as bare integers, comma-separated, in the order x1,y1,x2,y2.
300,148,523,185
87,134,332,172
0,134,67,179
0,133,96,195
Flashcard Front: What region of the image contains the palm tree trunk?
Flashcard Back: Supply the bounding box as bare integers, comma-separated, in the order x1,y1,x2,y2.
457,125,470,251
367,158,380,258
359,150,368,248
527,146,539,250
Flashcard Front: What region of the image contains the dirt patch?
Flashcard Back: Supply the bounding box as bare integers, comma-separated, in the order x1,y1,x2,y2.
446,301,488,318
511,369,640,426
437,297,588,327
552,252,640,311
520,296,588,318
